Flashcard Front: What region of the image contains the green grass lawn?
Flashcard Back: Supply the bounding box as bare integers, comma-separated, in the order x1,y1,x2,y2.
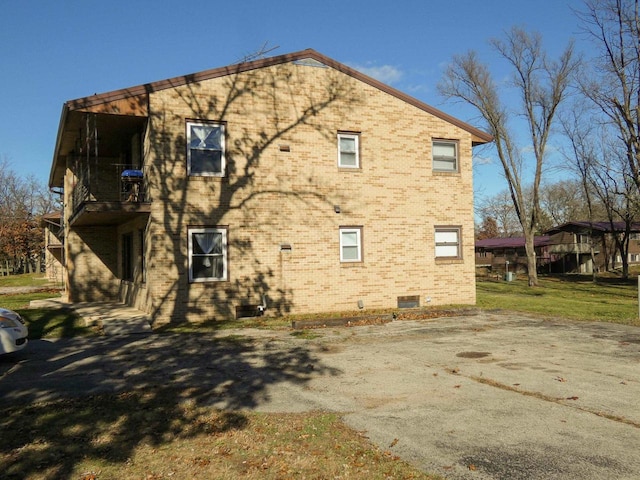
4,273,640,338
476,275,640,326
0,274,93,338
0,273,50,288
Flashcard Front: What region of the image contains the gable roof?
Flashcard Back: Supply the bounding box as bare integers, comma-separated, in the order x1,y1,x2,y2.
50,48,493,186
544,221,640,235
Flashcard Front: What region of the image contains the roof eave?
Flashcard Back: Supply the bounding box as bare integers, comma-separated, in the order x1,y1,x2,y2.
49,104,69,188
59,48,493,145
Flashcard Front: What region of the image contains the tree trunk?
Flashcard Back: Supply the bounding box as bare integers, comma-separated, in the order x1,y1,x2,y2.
524,230,538,286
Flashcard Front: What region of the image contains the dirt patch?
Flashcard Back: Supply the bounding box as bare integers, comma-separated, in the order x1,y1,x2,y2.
456,351,491,359
291,308,479,329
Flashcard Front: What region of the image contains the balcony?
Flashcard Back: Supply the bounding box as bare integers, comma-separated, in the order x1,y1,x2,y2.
68,163,151,227
547,242,595,255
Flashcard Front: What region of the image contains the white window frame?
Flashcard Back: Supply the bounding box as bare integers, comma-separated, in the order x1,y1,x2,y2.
340,227,362,262
337,133,360,168
432,140,458,172
187,121,226,176
435,227,461,259
188,227,228,282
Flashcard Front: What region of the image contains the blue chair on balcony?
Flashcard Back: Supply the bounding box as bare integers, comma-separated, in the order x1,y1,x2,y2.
121,169,144,202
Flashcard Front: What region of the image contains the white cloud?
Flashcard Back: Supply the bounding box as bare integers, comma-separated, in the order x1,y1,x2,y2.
349,63,403,85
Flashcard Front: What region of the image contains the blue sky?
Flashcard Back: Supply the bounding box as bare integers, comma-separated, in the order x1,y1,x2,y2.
0,0,584,202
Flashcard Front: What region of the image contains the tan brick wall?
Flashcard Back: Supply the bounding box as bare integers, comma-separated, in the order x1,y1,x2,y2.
43,224,64,284
140,61,477,323
65,226,119,302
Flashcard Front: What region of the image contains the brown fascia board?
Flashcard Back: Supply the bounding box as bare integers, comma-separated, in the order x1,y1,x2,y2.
62,48,493,143
49,104,70,188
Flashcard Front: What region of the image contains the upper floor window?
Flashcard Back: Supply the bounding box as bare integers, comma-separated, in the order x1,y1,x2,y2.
187,121,225,176
435,227,461,259
188,227,228,282
340,227,362,262
432,140,458,172
338,133,359,168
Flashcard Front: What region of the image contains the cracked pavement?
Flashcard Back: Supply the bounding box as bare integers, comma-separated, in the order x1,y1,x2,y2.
1,311,639,479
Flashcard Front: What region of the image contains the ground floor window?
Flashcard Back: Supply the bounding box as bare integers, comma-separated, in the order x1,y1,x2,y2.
435,227,461,259
188,227,227,282
340,227,362,262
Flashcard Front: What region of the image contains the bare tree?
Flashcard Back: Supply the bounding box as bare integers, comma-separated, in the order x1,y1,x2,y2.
540,180,593,225
560,103,640,278
577,0,640,192
439,27,578,285
559,109,602,280
588,134,640,278
477,190,521,237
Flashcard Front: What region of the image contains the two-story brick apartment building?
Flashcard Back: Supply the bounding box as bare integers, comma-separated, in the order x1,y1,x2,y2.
49,49,492,324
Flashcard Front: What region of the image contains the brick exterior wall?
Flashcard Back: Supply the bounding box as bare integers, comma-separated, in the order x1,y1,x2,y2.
65,226,119,302
59,56,481,323
135,61,478,323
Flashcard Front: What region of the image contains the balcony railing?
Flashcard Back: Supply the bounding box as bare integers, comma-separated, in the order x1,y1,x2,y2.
547,243,593,254
71,163,148,212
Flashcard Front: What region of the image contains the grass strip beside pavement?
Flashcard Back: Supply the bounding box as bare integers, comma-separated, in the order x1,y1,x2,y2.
0,389,439,480
5,273,640,339
476,276,640,326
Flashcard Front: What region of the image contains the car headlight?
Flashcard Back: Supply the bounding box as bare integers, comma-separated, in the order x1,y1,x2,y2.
0,317,19,328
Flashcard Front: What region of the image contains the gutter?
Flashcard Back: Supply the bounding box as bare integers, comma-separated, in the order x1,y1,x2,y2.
48,103,69,189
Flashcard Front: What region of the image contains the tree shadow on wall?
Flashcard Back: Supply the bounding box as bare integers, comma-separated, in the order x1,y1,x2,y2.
146,59,360,324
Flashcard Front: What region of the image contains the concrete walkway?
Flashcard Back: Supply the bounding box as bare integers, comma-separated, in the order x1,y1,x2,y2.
29,296,153,335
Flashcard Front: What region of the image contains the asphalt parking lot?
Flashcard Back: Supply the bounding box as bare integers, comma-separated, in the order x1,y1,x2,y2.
1,311,639,479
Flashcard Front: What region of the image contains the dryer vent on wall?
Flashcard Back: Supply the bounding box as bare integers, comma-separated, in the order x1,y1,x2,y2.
397,295,420,308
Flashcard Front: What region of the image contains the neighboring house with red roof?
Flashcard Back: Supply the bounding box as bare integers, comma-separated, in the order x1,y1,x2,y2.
476,221,640,276
48,49,492,324
544,221,640,274
475,236,552,275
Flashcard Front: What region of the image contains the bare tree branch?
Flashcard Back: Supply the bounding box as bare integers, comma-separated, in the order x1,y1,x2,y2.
439,27,578,285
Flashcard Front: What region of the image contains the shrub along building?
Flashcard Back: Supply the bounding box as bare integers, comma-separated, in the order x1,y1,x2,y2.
48,49,492,324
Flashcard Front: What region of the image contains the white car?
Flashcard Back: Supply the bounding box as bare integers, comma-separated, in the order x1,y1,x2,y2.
0,308,28,354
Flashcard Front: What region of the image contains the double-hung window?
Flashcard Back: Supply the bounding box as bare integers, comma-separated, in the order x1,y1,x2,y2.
435,227,461,259
340,227,362,262
187,121,225,176
338,133,359,168
432,140,458,172
188,227,227,282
